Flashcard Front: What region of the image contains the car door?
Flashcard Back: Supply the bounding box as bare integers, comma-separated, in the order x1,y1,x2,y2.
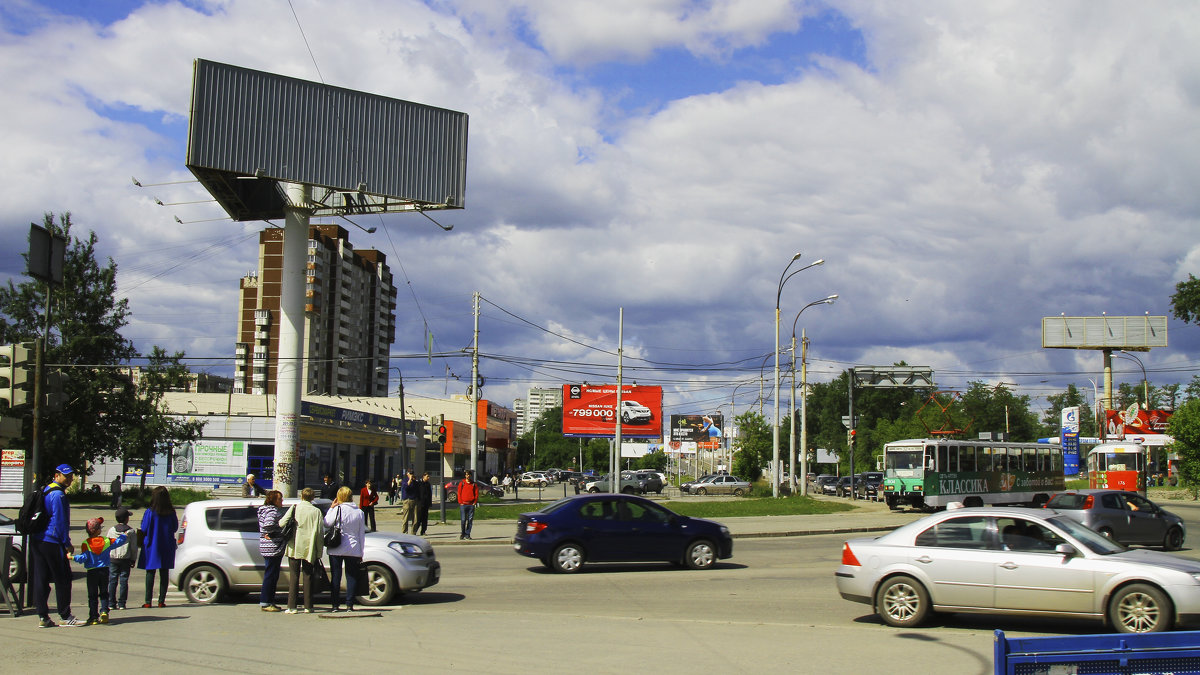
615,499,679,561
993,516,1095,613
215,506,267,587
1119,493,1168,546
911,515,996,609
576,498,627,562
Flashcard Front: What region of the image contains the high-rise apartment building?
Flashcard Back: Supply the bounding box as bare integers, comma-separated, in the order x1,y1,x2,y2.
233,225,396,396
515,386,563,435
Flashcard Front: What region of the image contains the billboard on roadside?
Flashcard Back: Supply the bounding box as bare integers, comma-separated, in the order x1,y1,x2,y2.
669,414,724,443
562,384,663,438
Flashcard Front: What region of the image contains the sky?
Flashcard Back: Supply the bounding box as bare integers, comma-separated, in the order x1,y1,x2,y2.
1,0,1198,425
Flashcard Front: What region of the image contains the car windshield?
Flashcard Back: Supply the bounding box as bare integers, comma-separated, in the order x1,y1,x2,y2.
1047,493,1088,509
1047,516,1128,555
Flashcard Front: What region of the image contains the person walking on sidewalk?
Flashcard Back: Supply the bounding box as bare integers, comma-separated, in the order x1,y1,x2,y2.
359,479,379,532
280,488,324,614
73,517,129,625
30,464,83,628
325,487,366,612
399,469,418,534
257,490,286,612
138,486,178,608
457,470,480,540
415,471,433,536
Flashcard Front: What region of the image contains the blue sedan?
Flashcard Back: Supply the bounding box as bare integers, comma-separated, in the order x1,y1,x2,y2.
512,494,733,573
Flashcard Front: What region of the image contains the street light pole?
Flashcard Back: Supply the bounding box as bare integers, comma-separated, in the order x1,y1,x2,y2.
1117,350,1150,410
773,254,824,498
376,366,408,469
789,295,837,496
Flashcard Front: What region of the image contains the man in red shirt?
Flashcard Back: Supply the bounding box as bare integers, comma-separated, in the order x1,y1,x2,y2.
359,479,379,532
456,470,480,540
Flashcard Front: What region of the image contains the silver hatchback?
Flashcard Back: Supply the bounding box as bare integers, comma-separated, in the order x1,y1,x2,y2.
836,506,1200,633
169,498,440,606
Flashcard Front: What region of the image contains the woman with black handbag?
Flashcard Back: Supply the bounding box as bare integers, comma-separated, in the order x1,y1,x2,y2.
279,488,323,614
324,486,366,612
257,490,287,612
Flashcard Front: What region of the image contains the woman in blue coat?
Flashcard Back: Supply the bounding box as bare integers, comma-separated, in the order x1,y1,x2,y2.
137,486,179,608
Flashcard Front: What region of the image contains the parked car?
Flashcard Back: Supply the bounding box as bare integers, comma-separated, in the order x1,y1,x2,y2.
834,476,857,498
855,472,884,500
620,400,653,424
1045,489,1185,550
583,474,644,494
518,471,552,488
836,505,1200,632
686,475,750,496
560,471,588,485
0,512,25,583
629,471,665,495
443,478,504,503
170,498,441,607
814,475,838,494
513,493,733,573
680,475,719,493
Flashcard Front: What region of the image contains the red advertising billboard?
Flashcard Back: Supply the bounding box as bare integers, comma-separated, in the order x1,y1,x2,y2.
562,384,663,438
1104,408,1172,436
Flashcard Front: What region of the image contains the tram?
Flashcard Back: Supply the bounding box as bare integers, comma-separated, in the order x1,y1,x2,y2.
1087,442,1146,495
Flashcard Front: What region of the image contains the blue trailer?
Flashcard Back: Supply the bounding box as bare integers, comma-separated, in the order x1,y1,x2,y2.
994,629,1200,675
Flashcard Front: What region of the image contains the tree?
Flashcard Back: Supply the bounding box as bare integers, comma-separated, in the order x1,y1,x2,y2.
0,213,200,478
731,410,770,480
1168,399,1200,499
1171,274,1200,325
1044,384,1096,438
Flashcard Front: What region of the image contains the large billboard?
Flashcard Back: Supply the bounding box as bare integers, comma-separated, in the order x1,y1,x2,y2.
167,440,249,484
562,384,663,438
1105,407,1172,437
669,414,724,443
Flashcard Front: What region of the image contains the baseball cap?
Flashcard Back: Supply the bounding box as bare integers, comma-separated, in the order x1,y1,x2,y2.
86,517,104,534
55,464,75,475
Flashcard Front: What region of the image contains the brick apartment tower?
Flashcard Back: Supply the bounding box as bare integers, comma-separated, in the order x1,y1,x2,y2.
234,225,397,397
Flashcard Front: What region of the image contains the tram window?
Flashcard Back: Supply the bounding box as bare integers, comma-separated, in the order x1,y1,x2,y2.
1038,448,1050,472
1023,447,1036,472
938,445,950,471
980,447,993,471
992,448,1007,471
959,446,977,472
1052,451,1062,472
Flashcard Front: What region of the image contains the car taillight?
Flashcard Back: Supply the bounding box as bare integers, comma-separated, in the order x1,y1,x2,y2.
841,542,861,566
1082,495,1094,509
525,521,548,534
176,518,187,545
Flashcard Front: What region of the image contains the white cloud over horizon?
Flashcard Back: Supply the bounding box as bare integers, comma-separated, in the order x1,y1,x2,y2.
0,0,1197,416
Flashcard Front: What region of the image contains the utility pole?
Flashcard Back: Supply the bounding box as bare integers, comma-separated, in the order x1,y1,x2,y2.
470,292,480,475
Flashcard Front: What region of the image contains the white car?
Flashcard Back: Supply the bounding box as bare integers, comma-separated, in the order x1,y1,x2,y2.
620,400,652,424
518,472,551,487
0,513,25,583
836,506,1200,633
170,498,440,606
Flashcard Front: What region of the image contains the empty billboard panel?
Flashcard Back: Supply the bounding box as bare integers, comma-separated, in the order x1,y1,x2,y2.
1042,316,1168,350
187,59,468,221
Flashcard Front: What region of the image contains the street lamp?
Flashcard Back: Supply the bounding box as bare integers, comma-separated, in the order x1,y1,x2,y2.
1116,350,1150,410
730,380,755,477
790,295,837,495
773,253,824,497
375,365,409,468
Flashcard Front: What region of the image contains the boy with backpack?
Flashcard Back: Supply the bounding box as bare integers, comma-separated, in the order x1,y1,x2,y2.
105,508,138,611
73,517,129,625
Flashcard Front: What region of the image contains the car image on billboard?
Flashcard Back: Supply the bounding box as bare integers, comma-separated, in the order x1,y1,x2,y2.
562,384,663,438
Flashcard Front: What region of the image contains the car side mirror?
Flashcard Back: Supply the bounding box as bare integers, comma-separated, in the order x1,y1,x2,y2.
1055,543,1078,557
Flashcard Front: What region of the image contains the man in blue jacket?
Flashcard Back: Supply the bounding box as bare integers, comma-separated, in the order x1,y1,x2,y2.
32,464,83,627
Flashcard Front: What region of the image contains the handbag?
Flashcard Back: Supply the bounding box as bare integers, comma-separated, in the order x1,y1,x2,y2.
271,505,297,542
323,504,343,548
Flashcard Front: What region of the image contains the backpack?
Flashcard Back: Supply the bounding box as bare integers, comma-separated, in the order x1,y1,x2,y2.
16,484,62,535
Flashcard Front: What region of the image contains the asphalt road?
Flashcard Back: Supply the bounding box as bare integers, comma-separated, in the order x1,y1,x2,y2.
3,497,1200,673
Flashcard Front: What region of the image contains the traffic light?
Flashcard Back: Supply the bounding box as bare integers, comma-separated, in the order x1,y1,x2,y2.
437,424,447,445
424,417,438,445
848,428,856,448
44,369,68,412
0,343,34,409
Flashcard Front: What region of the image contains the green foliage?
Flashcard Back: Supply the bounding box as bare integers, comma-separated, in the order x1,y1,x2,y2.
0,213,201,478
1168,399,1200,498
731,410,770,479
1171,274,1200,325
632,450,667,471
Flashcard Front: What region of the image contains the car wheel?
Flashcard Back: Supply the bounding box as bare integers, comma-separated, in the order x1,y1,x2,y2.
696,487,707,496
885,494,898,511
621,486,636,495
683,539,717,570
182,564,227,604
622,413,631,423
6,548,26,584
588,486,599,493
445,492,457,504
875,575,930,628
1109,583,1173,633
551,543,585,573
1163,526,1185,551
732,488,745,497
355,563,396,606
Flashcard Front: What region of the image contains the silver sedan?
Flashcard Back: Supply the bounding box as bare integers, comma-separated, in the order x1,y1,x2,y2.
835,506,1200,633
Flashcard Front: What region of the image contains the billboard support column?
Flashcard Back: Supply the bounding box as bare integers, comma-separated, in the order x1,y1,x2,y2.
1102,349,1112,441
272,182,310,498
800,329,809,496
470,292,479,474
612,308,623,492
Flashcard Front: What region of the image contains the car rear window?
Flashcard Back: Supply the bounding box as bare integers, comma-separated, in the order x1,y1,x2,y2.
914,516,990,549
1047,493,1087,509
207,506,259,533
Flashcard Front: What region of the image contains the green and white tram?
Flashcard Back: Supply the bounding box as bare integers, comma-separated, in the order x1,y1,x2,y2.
881,438,1064,510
